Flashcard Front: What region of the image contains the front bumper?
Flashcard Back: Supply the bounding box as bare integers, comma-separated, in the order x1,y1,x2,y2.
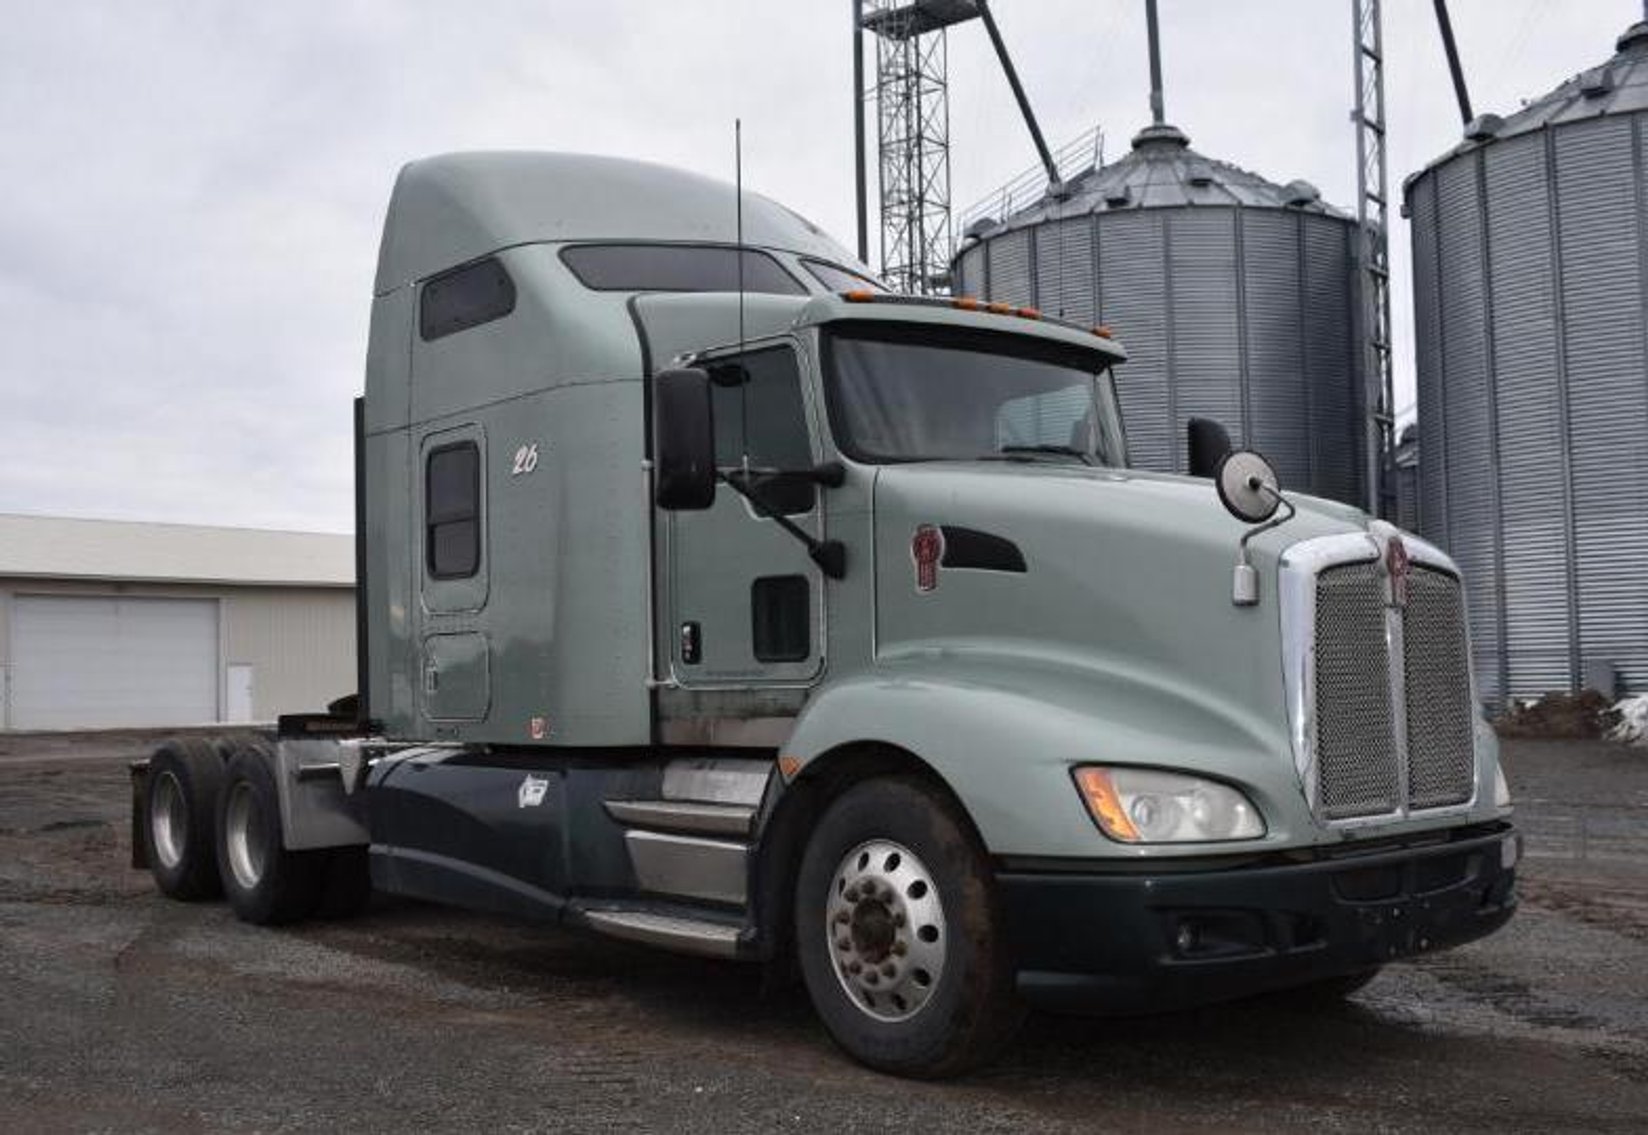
998,822,1518,1015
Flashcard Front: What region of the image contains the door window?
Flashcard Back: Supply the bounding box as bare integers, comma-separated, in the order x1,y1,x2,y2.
707,346,815,515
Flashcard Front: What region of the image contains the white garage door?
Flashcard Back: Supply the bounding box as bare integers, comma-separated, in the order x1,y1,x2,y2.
9,596,219,729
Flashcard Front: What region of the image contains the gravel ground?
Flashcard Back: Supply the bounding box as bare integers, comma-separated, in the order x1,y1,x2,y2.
0,731,1644,1133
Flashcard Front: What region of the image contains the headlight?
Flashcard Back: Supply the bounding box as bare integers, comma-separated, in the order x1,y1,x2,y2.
1073,767,1265,843
1493,763,1512,810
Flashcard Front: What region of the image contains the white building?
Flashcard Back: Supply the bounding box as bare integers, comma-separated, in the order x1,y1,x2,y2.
0,514,355,730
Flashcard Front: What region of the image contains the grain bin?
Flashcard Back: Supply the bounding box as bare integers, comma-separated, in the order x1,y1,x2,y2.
953,123,1366,506
1404,14,1648,705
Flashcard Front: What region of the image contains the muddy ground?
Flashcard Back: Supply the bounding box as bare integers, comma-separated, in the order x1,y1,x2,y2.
1,732,1645,1133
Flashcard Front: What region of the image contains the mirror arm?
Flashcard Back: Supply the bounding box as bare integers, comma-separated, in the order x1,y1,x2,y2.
720,471,847,580
1232,484,1296,607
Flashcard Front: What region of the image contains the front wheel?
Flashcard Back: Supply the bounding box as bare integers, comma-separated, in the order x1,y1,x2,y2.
794,776,1024,1078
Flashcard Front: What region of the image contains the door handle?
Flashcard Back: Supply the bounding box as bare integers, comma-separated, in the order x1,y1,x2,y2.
424,661,439,695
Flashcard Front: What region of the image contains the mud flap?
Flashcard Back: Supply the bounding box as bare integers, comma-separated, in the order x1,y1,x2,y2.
129,759,151,870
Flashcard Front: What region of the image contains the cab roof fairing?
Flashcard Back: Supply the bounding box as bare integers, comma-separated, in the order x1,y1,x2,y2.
374,151,867,295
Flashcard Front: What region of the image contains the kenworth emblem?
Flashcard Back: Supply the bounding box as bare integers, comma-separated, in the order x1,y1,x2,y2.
912,524,945,592
1385,534,1412,609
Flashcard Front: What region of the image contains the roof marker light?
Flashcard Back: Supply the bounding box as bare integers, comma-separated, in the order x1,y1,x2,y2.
1092,325,1114,339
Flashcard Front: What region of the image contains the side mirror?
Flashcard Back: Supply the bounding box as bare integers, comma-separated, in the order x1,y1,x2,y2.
1215,449,1281,524
653,368,717,510
1187,417,1233,479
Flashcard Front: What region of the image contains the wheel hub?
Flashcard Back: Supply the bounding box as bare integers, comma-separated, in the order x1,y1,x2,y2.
826,839,947,1023
224,781,266,891
150,771,186,870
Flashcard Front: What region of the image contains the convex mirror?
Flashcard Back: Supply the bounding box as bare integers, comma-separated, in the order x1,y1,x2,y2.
1215,449,1281,524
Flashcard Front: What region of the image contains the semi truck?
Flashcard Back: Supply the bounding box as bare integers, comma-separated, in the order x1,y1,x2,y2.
132,152,1518,1078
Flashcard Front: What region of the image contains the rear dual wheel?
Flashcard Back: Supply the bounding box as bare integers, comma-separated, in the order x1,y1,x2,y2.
216,745,370,924
794,777,1025,1078
145,738,225,900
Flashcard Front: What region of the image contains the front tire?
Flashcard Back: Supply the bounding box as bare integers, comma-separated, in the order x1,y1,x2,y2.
794,776,1024,1078
215,744,325,925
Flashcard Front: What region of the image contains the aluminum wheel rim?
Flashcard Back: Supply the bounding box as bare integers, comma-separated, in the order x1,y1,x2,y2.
826,839,947,1023
149,771,187,870
224,782,265,891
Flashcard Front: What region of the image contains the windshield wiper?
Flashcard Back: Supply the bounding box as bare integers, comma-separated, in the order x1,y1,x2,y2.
993,444,1095,466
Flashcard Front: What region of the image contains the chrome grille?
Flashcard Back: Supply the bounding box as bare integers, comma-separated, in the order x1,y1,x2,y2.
1403,567,1476,808
1313,562,1400,819
1297,542,1478,823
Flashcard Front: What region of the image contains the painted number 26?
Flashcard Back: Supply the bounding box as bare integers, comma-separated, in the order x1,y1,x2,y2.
511,442,540,476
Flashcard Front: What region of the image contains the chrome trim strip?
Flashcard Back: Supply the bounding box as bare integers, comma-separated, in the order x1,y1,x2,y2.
625,830,748,905
605,799,756,838
581,909,740,958
657,716,796,748
660,757,773,805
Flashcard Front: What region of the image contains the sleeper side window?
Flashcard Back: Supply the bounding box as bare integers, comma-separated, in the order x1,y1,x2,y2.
706,346,815,515
420,257,516,341
426,442,480,579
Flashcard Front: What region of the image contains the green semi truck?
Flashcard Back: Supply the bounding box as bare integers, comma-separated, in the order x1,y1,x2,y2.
133,152,1518,1077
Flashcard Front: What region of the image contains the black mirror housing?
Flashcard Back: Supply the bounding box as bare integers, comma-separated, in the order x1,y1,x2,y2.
653,368,717,510
1188,416,1233,479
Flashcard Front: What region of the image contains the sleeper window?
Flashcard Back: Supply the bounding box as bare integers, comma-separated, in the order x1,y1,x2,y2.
420,258,516,341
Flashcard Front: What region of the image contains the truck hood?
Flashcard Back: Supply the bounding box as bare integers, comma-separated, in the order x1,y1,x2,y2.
869,462,1371,763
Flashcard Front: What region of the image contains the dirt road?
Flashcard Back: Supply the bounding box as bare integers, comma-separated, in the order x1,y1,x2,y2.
1,732,1644,1132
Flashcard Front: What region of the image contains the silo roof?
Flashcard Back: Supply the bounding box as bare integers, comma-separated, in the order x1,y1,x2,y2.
965,122,1350,239
1407,18,1648,186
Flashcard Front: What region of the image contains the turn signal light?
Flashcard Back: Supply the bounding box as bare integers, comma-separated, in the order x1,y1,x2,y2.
843,289,877,303
1073,767,1140,842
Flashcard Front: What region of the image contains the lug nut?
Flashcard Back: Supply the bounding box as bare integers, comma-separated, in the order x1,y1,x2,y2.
837,938,851,951
865,971,879,985
834,910,850,924
844,887,860,902
893,913,906,928
881,963,896,978
848,961,862,975
892,941,907,957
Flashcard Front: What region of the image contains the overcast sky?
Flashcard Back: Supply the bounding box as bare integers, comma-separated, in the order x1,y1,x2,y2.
0,1,1634,532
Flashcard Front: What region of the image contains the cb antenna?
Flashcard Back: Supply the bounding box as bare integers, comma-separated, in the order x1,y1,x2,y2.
735,118,750,472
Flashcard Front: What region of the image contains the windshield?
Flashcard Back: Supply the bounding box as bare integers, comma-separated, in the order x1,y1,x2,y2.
823,323,1127,467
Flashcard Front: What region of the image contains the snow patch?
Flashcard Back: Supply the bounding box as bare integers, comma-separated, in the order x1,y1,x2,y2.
1606,695,1648,746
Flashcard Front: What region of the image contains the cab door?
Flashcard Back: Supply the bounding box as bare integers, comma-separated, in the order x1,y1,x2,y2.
666,342,825,688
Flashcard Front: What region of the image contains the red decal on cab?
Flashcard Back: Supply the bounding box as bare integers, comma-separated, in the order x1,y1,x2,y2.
912,525,945,593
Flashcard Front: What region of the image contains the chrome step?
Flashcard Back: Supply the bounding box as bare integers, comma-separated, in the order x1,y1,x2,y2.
604,799,756,838
581,909,741,958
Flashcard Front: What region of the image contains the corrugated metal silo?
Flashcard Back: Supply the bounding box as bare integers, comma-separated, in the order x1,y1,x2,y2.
954,123,1367,505
1404,16,1648,704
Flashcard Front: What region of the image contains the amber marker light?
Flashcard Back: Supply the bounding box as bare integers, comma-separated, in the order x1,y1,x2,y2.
1073,767,1141,842
842,289,877,303
1016,307,1041,320
1092,325,1114,339
777,754,803,780
951,296,981,310
986,301,1013,314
